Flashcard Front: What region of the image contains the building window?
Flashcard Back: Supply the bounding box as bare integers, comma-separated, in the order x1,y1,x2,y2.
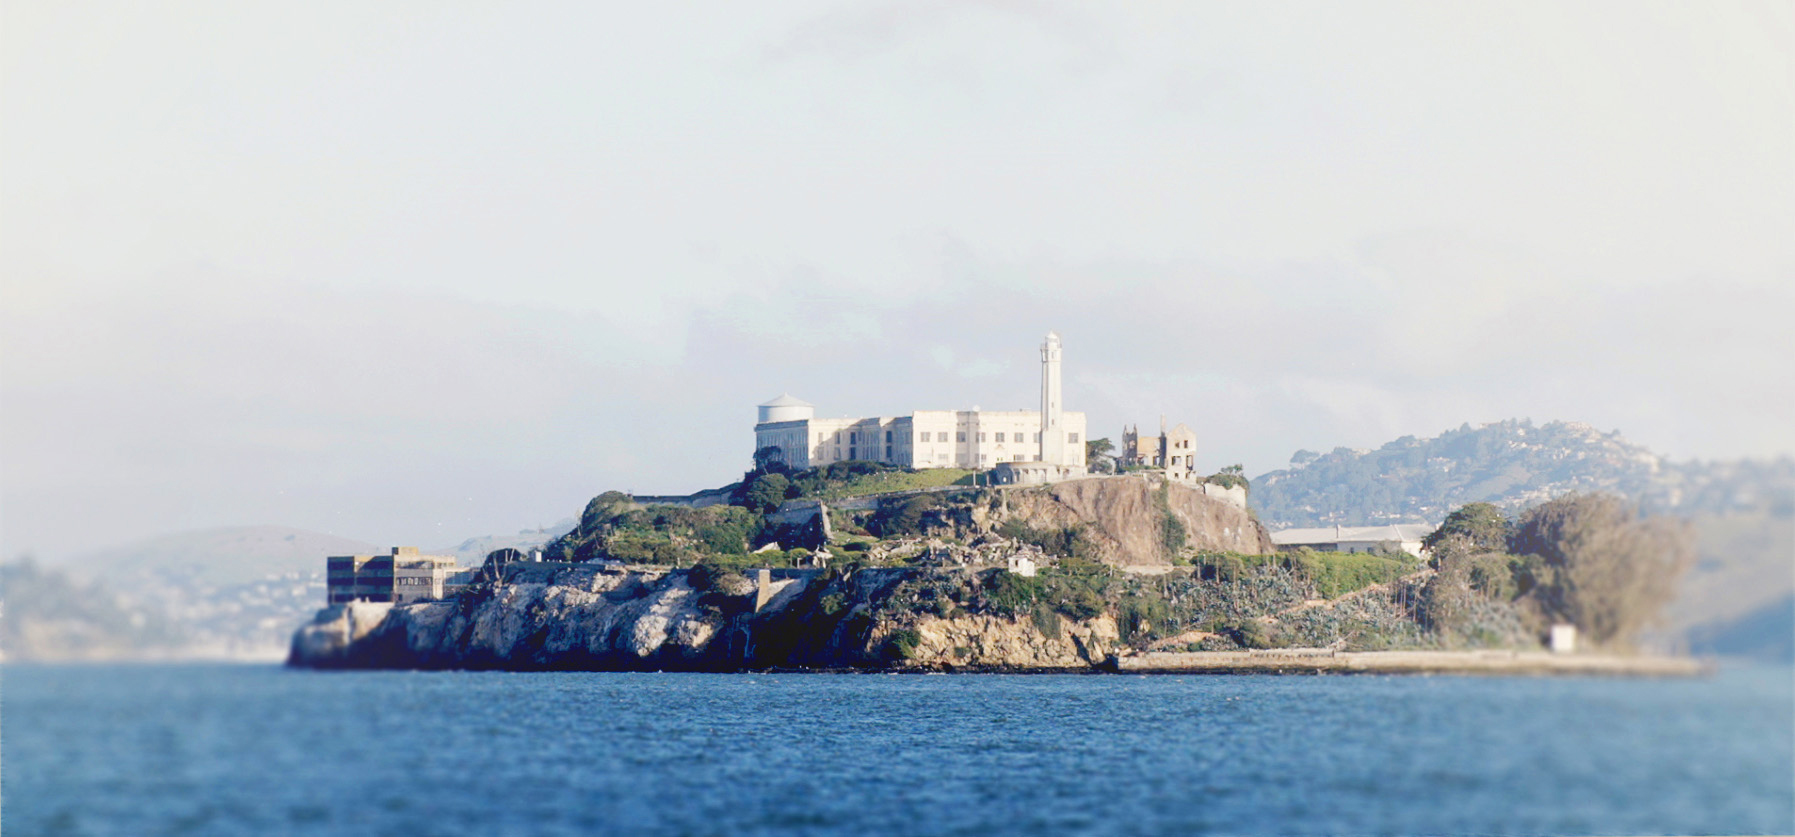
995,432,1005,443
886,431,892,443
978,433,987,442
957,432,966,443
885,445,892,459
1034,432,1042,442
1015,454,1026,461
979,454,988,463
1069,433,1079,443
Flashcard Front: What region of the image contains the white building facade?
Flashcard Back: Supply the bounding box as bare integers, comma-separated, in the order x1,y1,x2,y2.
1268,524,1434,558
754,334,1088,473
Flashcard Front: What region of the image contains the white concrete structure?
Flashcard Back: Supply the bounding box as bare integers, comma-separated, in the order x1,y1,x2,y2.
1549,624,1578,653
1039,331,1067,465
754,334,1087,473
1269,524,1434,557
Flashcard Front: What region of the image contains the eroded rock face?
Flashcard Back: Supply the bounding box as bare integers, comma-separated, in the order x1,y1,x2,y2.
287,601,395,665
900,613,1119,670
287,565,1125,673
1002,476,1272,565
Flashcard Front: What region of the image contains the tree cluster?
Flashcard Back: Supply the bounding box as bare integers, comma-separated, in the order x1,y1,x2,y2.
1420,494,1693,648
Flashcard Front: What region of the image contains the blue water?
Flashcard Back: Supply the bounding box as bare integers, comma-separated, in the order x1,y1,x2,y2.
4,665,1791,836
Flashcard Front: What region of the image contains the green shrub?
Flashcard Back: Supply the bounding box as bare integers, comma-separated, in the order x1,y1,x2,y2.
883,628,923,662
1291,550,1417,599
1467,553,1521,600
1052,583,1107,621
984,570,1044,616
1155,480,1187,556
1118,594,1170,645
1226,619,1286,649
870,494,944,537
996,521,1101,561
1030,600,1062,639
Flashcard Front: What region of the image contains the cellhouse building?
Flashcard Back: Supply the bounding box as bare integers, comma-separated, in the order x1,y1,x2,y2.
753,332,1088,479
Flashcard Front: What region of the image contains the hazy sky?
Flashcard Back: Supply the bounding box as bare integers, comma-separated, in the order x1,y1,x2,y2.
4,1,1791,559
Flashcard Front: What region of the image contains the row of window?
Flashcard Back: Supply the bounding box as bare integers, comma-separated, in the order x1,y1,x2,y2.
805,430,1086,445
913,431,1081,444
798,430,1084,447
815,430,901,444
809,449,1047,465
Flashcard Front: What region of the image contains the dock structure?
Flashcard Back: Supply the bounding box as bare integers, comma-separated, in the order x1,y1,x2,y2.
1109,649,1709,677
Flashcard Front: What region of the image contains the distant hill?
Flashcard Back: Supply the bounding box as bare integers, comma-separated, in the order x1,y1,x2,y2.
1251,419,1793,528
57,524,381,587
435,520,575,564
0,558,184,662
1249,419,1794,660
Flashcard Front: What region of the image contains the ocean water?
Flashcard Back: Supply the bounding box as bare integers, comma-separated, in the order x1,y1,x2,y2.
3,664,1791,836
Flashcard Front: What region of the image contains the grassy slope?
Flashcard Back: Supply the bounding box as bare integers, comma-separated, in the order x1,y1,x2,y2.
806,468,975,500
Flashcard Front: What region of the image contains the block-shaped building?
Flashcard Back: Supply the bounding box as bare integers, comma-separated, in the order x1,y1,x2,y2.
325,547,471,605
1122,421,1199,470
753,333,1087,473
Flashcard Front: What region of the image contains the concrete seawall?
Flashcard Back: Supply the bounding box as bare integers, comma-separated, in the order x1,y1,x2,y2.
1110,649,1709,677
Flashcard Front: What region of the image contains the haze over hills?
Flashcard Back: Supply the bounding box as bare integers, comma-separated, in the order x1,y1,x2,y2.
1251,419,1793,528
4,521,574,661
49,525,381,586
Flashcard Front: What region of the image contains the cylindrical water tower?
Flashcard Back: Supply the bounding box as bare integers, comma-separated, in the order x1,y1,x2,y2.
757,394,815,425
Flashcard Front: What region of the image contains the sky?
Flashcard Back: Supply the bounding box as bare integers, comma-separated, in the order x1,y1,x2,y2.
3,1,1791,559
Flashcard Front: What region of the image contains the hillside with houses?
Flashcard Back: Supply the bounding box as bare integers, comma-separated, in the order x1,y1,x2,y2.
1250,419,1792,527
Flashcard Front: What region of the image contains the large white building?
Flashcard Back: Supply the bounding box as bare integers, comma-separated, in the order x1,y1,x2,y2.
754,333,1088,472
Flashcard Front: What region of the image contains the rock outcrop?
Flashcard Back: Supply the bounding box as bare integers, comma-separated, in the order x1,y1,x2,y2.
288,563,1118,672
999,475,1271,564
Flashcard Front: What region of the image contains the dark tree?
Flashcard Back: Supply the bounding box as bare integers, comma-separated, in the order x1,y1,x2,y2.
1509,493,1694,648
752,446,790,475
741,473,791,514
1422,502,1511,564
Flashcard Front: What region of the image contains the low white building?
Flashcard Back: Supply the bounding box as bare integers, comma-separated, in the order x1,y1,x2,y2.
755,333,1087,473
1269,524,1434,558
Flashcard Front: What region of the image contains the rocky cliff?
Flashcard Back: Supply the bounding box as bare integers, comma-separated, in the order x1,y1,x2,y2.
997,476,1271,564
289,563,1120,672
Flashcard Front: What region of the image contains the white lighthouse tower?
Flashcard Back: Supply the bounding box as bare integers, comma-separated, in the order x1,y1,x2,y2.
1039,331,1065,465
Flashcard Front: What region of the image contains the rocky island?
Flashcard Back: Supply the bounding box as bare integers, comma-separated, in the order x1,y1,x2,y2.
289,469,1701,676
